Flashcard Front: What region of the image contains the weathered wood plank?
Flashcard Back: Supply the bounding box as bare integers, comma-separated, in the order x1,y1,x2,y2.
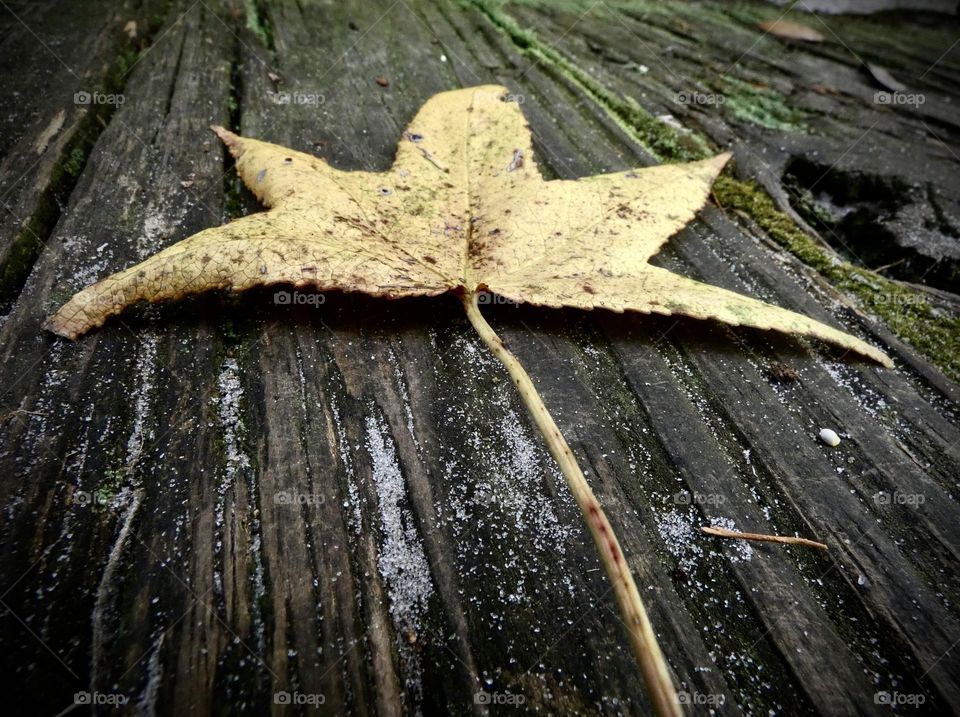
0,0,161,313
0,1,957,715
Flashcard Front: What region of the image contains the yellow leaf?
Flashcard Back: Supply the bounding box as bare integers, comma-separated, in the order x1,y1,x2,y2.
46,84,890,369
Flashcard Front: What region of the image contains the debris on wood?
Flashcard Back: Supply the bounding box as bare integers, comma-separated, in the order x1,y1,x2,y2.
702,525,829,550
32,109,65,155
819,428,841,446
866,63,907,92
766,362,801,383
758,19,825,42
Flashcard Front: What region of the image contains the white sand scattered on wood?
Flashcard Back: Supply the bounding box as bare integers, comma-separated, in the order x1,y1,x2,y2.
365,415,434,705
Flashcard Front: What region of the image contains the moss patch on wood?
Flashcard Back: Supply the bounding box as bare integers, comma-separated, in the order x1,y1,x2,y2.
718,76,808,132
468,0,958,381
0,20,162,314
243,0,274,50
713,177,960,380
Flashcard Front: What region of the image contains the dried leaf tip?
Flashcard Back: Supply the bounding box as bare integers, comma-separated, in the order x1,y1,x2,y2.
210,125,243,156
41,316,71,340
700,151,732,183
713,151,733,170
43,299,94,341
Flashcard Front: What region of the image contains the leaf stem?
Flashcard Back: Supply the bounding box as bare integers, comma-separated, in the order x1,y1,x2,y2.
462,292,681,717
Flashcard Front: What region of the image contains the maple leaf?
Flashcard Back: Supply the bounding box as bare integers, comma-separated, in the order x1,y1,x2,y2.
44,85,891,717
45,84,889,369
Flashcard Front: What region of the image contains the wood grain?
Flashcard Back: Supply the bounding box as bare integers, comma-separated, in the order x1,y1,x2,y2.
1,1,957,714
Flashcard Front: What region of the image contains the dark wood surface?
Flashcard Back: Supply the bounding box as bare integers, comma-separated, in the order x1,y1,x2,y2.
1,1,958,714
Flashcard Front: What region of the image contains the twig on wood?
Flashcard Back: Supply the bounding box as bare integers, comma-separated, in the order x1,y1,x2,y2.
701,525,828,550
0,408,47,425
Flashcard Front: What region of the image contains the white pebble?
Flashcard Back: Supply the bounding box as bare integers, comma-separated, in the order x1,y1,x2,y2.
819,428,841,447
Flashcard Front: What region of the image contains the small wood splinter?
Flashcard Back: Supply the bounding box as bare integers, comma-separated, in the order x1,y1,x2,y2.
701,525,828,550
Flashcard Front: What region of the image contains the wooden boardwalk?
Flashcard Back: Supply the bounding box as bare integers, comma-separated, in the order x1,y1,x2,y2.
1,1,958,714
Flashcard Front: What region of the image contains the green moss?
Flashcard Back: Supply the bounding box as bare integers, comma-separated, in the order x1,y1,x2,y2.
714,177,960,380
93,465,127,508
1,129,96,311
468,0,708,162
1,28,147,312
1,219,49,310
718,76,807,131
224,175,247,221
62,147,86,178
243,0,273,49
112,48,138,83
